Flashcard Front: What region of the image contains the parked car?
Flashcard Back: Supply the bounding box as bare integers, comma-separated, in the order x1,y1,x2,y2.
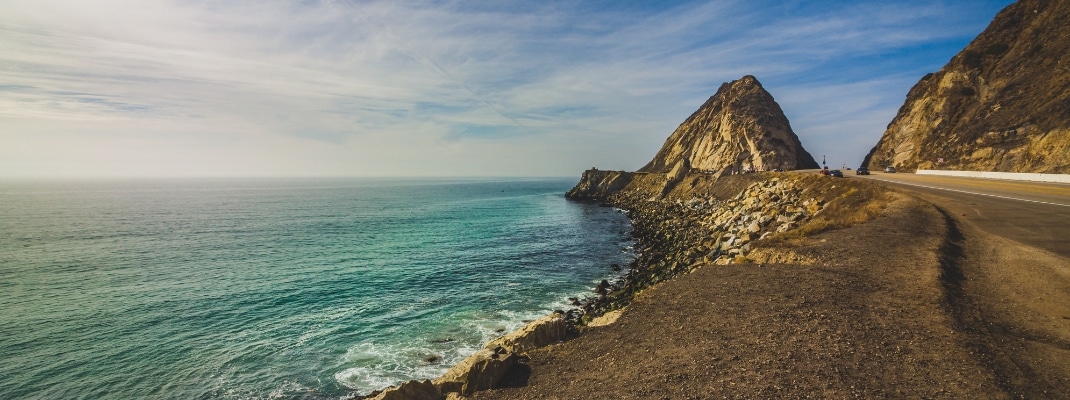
884,166,897,173
828,169,844,178
856,167,870,175
819,168,830,176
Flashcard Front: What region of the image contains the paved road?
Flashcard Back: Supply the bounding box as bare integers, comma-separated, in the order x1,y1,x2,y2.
851,171,1070,259
782,170,1070,397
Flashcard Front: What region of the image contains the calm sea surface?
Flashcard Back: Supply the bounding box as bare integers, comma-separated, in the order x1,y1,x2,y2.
0,178,634,399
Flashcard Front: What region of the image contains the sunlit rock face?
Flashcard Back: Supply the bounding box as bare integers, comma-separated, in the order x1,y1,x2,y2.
865,0,1070,173
638,75,819,174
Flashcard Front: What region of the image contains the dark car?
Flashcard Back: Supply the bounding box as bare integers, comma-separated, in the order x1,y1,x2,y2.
819,168,830,176
828,169,844,178
884,166,897,173
856,167,870,175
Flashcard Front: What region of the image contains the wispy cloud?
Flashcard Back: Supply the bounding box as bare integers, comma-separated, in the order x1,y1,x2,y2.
0,0,1013,177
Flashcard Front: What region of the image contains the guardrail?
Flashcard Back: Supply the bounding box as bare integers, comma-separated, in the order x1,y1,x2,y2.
915,169,1070,184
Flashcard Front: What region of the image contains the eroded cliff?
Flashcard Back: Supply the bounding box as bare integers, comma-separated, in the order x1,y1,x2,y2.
864,0,1070,173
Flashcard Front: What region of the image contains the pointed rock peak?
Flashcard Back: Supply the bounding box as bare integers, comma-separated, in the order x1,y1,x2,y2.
732,75,761,88
638,76,818,173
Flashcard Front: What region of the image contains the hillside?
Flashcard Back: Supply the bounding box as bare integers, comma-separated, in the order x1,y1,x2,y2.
639,75,818,174
568,76,818,201
864,0,1070,173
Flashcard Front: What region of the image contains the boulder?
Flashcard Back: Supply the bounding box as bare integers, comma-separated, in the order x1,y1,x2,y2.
746,221,761,233
434,349,517,395
370,379,441,400
483,314,568,354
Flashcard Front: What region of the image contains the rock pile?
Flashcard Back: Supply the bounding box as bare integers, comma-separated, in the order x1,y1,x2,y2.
568,175,824,324
699,177,823,263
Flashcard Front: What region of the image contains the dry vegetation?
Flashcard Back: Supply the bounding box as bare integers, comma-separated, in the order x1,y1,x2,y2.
667,172,894,244
772,175,893,242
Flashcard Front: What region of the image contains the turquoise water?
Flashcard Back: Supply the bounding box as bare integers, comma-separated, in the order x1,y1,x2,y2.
0,178,634,399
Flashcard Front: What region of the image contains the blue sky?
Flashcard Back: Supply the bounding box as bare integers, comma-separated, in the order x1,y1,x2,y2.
0,0,1014,177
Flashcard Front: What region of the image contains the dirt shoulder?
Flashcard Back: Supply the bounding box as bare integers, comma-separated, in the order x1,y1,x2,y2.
470,195,1028,399
922,194,1070,399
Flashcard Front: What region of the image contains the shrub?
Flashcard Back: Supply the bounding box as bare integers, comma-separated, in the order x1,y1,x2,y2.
985,43,1009,56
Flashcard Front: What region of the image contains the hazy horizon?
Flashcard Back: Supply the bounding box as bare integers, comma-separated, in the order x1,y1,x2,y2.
1,0,1014,178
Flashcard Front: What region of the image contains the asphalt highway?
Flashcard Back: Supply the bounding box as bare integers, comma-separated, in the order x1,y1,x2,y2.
848,171,1070,259
828,170,1070,397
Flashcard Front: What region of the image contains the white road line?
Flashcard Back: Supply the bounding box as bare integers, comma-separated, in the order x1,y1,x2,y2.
879,179,1070,207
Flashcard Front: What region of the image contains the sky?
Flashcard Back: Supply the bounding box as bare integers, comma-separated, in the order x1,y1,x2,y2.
0,0,1015,178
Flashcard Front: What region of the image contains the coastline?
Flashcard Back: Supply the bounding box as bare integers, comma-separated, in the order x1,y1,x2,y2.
468,193,999,399
350,191,640,399
359,171,875,399
348,170,1070,399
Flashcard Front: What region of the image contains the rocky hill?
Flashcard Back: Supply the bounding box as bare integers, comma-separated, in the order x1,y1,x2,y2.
568,76,819,201
864,0,1070,173
639,75,818,174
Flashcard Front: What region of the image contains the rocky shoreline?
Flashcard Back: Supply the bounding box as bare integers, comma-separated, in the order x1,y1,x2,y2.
562,171,833,325
357,171,876,400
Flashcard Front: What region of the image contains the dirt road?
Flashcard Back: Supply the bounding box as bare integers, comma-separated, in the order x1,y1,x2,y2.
861,174,1070,398
470,187,1070,399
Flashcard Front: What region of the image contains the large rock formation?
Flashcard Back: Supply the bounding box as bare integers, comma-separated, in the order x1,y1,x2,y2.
639,75,819,174
482,314,568,355
366,379,440,400
433,348,517,396
565,169,635,201
865,0,1070,173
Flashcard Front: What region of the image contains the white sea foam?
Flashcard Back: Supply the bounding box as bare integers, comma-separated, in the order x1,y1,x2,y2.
334,339,475,395
1,178,637,400
334,305,572,395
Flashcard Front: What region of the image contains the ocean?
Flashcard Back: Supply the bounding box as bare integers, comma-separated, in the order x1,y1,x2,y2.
0,178,635,399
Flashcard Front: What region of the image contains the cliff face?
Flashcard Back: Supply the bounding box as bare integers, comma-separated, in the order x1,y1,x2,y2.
565,169,636,201
865,0,1070,173
639,75,819,174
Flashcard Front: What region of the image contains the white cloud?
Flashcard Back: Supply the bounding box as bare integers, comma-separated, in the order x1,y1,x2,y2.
0,0,1013,177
